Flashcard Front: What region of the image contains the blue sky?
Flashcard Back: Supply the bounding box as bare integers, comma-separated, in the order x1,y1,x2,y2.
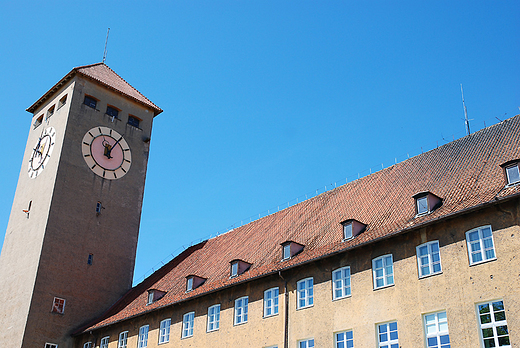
0,1,518,285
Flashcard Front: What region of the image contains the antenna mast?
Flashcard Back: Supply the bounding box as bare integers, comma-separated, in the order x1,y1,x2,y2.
460,84,470,135
102,28,110,64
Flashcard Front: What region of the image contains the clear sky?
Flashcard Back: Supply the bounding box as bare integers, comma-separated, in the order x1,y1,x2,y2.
0,1,518,285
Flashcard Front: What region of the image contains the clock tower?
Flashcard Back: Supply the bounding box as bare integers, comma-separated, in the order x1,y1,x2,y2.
0,63,162,347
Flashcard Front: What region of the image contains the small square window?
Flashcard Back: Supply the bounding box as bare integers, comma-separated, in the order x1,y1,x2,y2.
45,344,58,348
51,297,65,314
335,330,353,348
505,164,520,185
128,115,141,128
33,115,43,129
84,95,97,109
377,321,399,348
298,339,315,348
87,253,93,265
106,105,119,118
47,105,55,119
58,94,67,109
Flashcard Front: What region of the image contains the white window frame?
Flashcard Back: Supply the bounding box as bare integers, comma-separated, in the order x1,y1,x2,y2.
477,300,511,348
182,312,195,338
416,241,442,278
297,277,314,309
283,244,291,260
138,325,149,348
186,277,193,292
100,336,109,348
147,291,154,305
298,338,315,348
52,297,66,314
234,296,249,325
505,164,520,185
466,225,496,265
207,304,220,332
231,261,239,277
343,222,353,240
159,318,171,344
332,266,351,300
372,254,394,289
423,311,450,348
45,344,58,348
118,331,128,348
83,342,93,348
264,287,279,317
335,330,354,348
416,195,429,215
377,321,399,348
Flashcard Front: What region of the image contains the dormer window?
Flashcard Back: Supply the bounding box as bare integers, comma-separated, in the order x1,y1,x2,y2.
230,259,251,278
413,192,442,217
505,163,520,185
147,289,166,305
186,275,206,292
340,219,367,241
281,241,304,261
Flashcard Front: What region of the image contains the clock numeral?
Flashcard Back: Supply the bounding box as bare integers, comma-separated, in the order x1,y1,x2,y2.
91,164,97,169
123,148,130,151
103,170,106,178
88,131,93,138
84,154,91,157
121,167,127,173
113,172,117,179
83,142,90,145
124,159,131,163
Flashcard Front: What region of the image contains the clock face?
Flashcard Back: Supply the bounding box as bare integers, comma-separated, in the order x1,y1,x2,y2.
28,126,56,178
82,126,131,180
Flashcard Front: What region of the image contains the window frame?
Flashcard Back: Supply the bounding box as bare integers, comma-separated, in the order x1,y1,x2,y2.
234,296,249,325
466,225,496,266
100,336,109,348
138,325,149,348
505,163,520,186
372,254,394,290
377,321,399,348
207,304,221,332
128,114,141,128
343,222,353,240
45,344,58,348
51,297,66,314
298,338,315,348
182,311,195,338
186,277,193,292
282,244,291,260
231,261,239,277
335,330,354,348
263,287,279,317
83,343,93,348
332,266,351,300
118,331,128,348
84,95,98,109
159,318,171,344
106,105,120,119
477,300,511,348
416,241,442,278
58,94,67,109
297,277,314,309
423,311,450,348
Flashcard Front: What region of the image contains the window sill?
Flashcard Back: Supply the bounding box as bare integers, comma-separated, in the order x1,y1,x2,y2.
233,321,248,326
332,294,352,302
207,328,219,333
415,211,430,218
181,335,193,340
418,271,443,279
263,313,279,319
469,257,497,267
373,283,395,291
505,181,520,188
296,304,314,311
158,341,170,345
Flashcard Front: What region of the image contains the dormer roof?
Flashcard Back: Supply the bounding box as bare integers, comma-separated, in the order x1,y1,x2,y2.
27,63,163,116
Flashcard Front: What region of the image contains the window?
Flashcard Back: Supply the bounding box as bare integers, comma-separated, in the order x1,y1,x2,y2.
47,105,55,119
505,164,520,185
45,344,58,348
34,115,43,129
281,241,304,260
207,304,220,332
466,225,496,265
234,296,248,325
147,291,154,304
84,95,97,109
51,297,65,314
138,325,149,348
182,312,194,338
343,222,353,240
187,277,193,292
58,94,67,109
264,287,279,317
372,255,394,289
100,337,109,348
417,196,429,215
298,339,315,348
332,266,351,300
377,321,399,348
87,253,93,265
416,241,442,278
297,277,314,309
118,331,128,348
477,300,510,348
231,261,239,277
424,311,450,348
335,330,354,348
128,115,141,128
414,192,442,216
283,244,291,260
96,201,103,214
159,318,171,343
106,105,119,118
84,342,93,348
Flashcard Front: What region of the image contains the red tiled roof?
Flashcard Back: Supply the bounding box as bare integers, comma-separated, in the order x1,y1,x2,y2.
79,114,520,333
27,63,162,116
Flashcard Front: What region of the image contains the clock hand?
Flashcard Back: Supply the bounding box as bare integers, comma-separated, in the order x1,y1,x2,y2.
105,135,124,159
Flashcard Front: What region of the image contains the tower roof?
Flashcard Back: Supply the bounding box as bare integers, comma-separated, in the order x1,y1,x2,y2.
26,63,163,116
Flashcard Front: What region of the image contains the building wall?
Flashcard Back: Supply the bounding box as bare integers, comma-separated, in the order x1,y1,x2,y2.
76,197,520,348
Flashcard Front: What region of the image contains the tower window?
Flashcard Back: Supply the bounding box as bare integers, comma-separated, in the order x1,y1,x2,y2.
33,115,43,129
96,201,103,215
45,344,58,348
84,95,97,109
106,105,119,118
87,254,93,265
128,115,141,128
46,105,55,119
58,94,67,109
51,297,66,314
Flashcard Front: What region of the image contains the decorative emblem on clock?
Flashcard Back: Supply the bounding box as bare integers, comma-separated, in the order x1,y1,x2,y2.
28,126,56,178
82,126,132,179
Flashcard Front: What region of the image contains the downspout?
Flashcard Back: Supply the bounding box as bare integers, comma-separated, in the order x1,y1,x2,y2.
279,271,289,348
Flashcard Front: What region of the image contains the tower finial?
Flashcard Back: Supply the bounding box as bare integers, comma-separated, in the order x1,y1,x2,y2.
102,28,110,64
